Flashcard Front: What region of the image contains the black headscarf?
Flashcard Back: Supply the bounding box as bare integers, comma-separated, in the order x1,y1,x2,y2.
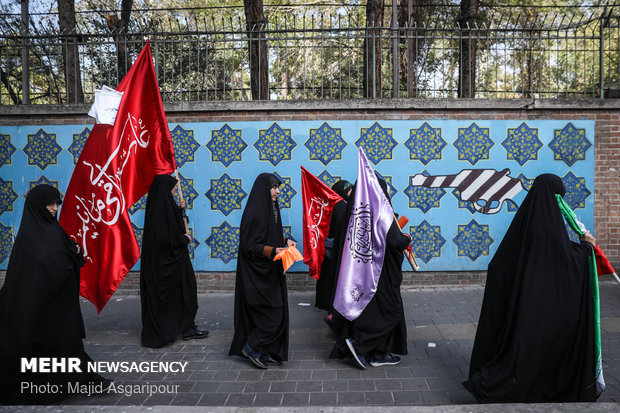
331,180,353,202
464,174,597,402
0,184,90,403
229,173,289,360
140,175,198,348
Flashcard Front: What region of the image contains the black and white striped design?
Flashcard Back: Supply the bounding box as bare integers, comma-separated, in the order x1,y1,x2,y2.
411,168,523,214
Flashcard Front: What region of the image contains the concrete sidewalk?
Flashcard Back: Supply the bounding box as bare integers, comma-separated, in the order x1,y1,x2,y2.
6,283,620,410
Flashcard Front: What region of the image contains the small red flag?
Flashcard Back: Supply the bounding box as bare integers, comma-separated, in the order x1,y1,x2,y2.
594,244,616,277
301,167,342,280
59,42,176,312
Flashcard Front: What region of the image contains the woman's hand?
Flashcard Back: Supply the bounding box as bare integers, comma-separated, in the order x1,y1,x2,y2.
580,230,596,245
178,199,187,209
286,239,297,248
275,247,285,254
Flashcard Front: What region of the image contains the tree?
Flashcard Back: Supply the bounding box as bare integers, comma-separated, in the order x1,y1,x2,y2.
364,0,384,98
458,0,478,98
103,0,133,80
58,0,84,103
244,0,268,100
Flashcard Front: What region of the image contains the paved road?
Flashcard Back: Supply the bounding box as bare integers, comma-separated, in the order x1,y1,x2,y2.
15,283,620,409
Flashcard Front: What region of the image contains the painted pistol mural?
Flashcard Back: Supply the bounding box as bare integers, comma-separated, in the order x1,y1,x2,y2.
411,168,524,214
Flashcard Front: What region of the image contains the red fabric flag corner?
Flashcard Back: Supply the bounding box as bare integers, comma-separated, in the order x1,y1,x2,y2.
594,244,616,277
301,166,342,280
59,42,176,312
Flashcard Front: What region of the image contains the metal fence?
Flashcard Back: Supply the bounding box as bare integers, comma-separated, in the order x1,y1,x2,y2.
1,4,619,105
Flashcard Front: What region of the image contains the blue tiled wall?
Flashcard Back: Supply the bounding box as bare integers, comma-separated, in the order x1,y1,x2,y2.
0,119,595,272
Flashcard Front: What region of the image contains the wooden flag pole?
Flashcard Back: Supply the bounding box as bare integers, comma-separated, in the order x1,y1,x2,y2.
394,213,419,271
174,170,190,234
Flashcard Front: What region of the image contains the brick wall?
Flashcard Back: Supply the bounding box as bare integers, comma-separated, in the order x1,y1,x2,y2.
1,98,618,293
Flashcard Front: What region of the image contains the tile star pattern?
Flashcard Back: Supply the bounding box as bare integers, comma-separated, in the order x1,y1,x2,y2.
255,123,296,166
129,194,147,215
23,129,62,170
28,176,61,198
0,223,13,264
375,172,396,200
205,222,240,264
517,173,535,191
273,172,296,209
187,227,200,260
355,122,397,165
502,122,542,166
69,128,90,165
29,176,60,191
409,220,446,264
505,173,535,212
506,200,519,213
132,223,143,251
170,125,200,168
549,123,591,166
305,122,347,165
0,178,18,216
404,171,446,213
207,124,247,167
454,123,493,165
405,122,446,165
175,173,199,210
283,226,296,243
452,188,478,214
561,171,591,210
453,219,494,261
318,170,341,188
205,174,247,216
0,133,16,168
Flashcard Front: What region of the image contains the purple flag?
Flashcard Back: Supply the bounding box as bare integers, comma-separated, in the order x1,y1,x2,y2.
333,147,394,321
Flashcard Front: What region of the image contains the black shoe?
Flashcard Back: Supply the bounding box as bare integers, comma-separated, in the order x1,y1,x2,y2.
260,353,282,366
242,342,268,369
182,329,209,340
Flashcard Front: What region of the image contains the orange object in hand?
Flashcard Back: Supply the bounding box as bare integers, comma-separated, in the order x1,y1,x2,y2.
397,216,409,229
273,245,304,273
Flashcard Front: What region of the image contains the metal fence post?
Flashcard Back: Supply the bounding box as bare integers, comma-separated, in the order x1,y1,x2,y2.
21,0,29,105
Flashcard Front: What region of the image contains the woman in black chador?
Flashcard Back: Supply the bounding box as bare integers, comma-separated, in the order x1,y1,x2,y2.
229,173,296,369
0,184,108,404
315,179,353,312
330,177,411,368
140,175,207,348
464,174,598,403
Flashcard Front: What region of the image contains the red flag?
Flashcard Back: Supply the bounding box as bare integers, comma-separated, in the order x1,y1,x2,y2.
301,166,342,280
594,245,616,277
59,42,176,312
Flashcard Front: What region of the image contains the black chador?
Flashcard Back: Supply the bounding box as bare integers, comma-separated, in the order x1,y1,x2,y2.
229,173,289,366
315,179,352,311
0,185,105,404
140,175,203,348
464,174,598,403
330,177,410,366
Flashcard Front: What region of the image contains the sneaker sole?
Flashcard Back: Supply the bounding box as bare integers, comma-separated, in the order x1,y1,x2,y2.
345,339,367,369
369,360,401,367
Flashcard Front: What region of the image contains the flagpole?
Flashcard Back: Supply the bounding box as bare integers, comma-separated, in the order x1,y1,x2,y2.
394,213,419,271
174,169,190,234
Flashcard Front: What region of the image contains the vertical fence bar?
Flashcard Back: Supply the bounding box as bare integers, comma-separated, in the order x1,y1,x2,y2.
392,0,399,98
21,0,30,104
600,14,605,99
